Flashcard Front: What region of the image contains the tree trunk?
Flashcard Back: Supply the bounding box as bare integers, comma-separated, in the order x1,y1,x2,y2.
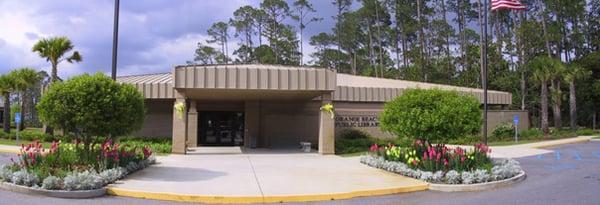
569,81,577,130
375,1,384,77
20,92,25,131
551,80,562,130
458,0,467,70
51,62,58,83
299,21,304,66
541,81,550,136
517,11,526,110
257,21,263,46
441,0,451,79
3,93,10,134
477,0,484,86
352,51,357,75
223,30,228,64
417,0,426,81
541,14,552,58
401,20,408,67
336,5,342,53
495,11,502,61
394,0,401,70
368,25,377,77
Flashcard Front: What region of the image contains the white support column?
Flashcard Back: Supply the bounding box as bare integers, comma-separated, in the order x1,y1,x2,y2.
318,93,335,154
171,90,187,154
187,100,198,148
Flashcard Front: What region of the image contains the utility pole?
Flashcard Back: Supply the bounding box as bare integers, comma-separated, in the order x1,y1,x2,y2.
111,0,120,80
482,0,489,145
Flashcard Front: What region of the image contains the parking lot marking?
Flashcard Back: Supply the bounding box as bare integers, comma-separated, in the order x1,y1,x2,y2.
573,151,582,161
593,152,600,159
545,163,576,172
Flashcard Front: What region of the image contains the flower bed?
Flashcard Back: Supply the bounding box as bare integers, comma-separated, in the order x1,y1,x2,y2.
361,141,523,184
0,140,155,192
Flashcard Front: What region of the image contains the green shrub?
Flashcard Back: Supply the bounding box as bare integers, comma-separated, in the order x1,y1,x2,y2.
335,133,412,155
575,129,597,136
0,129,55,142
338,129,369,140
550,129,578,139
492,123,514,140
37,73,145,154
519,129,543,140
380,89,482,143
335,137,375,154
118,137,171,154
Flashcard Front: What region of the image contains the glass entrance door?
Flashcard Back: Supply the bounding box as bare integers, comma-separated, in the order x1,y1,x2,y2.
199,111,244,146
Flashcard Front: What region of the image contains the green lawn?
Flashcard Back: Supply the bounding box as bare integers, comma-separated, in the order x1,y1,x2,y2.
486,139,545,146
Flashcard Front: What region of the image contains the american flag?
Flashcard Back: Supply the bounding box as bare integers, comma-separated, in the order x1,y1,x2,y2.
491,0,526,11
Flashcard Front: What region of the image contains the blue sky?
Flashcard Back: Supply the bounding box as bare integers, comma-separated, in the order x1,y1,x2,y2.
0,0,339,78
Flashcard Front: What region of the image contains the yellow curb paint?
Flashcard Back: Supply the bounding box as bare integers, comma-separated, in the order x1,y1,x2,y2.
107,188,265,204
261,184,428,203
107,184,428,204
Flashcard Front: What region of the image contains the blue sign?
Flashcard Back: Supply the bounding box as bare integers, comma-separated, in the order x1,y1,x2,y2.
14,112,21,123
513,115,519,125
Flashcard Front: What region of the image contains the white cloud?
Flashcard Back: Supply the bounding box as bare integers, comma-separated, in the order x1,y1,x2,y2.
0,0,335,78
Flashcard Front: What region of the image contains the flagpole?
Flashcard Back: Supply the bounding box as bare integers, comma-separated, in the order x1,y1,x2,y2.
483,0,489,145
111,0,120,80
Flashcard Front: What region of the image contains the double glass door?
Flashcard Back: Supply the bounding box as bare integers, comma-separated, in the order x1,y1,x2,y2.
199,111,244,146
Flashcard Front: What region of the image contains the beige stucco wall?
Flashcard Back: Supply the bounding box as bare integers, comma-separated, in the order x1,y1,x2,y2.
132,100,174,138
132,98,530,147
333,102,394,138
260,101,320,148
486,110,530,133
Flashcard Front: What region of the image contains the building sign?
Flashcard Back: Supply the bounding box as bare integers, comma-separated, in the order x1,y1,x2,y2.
335,115,379,128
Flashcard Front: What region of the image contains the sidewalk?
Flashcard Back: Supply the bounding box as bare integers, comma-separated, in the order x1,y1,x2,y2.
0,143,428,203
108,152,428,204
0,136,593,203
0,145,20,154
451,136,593,158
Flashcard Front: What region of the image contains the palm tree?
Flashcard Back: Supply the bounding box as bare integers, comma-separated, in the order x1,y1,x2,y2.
530,56,562,136
32,37,82,83
0,75,15,133
549,62,565,130
9,68,43,130
564,64,591,130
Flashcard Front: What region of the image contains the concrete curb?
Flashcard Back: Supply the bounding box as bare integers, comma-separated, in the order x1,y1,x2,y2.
531,137,591,149
0,148,19,154
0,181,106,198
429,171,526,192
107,184,428,204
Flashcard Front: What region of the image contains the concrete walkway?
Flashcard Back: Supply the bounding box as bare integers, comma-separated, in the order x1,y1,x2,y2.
0,136,593,204
450,136,593,158
0,145,20,154
107,151,428,203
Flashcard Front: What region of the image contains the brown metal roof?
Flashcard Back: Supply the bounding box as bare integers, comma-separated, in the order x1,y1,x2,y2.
116,64,512,104
173,64,336,91
334,74,512,104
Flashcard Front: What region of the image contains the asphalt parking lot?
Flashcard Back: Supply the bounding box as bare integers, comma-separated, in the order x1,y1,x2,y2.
0,141,599,205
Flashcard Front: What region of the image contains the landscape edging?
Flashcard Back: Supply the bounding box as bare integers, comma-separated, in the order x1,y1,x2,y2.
428,171,526,192
0,181,106,198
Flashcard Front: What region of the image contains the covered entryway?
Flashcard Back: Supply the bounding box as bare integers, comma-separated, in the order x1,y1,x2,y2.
198,111,244,146
170,65,337,154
